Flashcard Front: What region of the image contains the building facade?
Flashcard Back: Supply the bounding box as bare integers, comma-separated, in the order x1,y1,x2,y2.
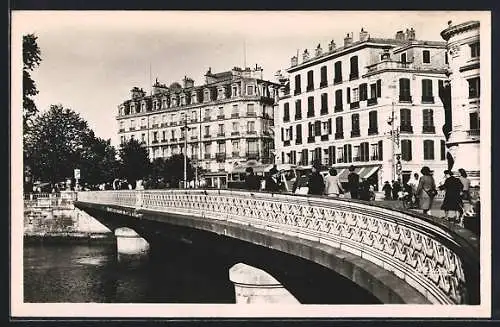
276,28,449,189
117,66,278,188
440,21,480,187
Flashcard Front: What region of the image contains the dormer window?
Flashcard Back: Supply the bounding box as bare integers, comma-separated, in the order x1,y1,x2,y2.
191,93,197,104
204,90,210,102
218,87,225,100
171,96,178,107
232,86,238,97
247,85,254,96
141,102,146,112
180,94,186,106
423,50,430,63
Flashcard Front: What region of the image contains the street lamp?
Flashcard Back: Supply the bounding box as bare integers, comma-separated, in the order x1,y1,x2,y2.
387,101,401,181
180,118,191,188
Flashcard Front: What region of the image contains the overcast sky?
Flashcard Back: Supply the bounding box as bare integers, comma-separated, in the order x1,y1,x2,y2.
13,11,487,146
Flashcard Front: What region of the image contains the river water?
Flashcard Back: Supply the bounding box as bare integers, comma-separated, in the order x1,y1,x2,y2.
23,243,236,303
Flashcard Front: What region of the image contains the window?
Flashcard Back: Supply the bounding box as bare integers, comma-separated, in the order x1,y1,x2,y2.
295,99,302,120
247,103,255,115
205,108,211,120
343,144,352,163
119,121,124,130
247,85,254,96
204,143,211,156
296,124,302,144
445,52,448,64
191,93,197,104
423,140,435,160
423,109,435,133
218,88,225,100
307,96,314,117
328,146,336,165
399,78,411,102
423,50,430,63
320,66,327,87
468,77,480,98
349,56,359,80
337,147,344,163
218,124,225,135
368,111,378,134
204,125,210,136
283,103,290,122
320,93,328,114
218,142,226,153
470,42,480,58
247,121,255,132
400,109,412,132
307,70,314,91
440,140,446,161
422,79,434,102
171,130,176,139
294,75,301,94
204,90,210,102
335,117,343,138
218,106,224,118
130,120,136,129
351,114,360,137
232,121,239,132
191,127,197,138
376,79,382,98
401,140,412,161
470,112,480,130
359,142,369,162
369,83,377,99
401,52,407,63
334,61,342,83
353,145,360,161
352,88,359,103
232,86,238,97
335,90,343,111
192,111,197,122
359,83,368,101
232,140,240,151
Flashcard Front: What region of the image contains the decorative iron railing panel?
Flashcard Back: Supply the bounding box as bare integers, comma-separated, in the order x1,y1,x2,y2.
77,189,479,305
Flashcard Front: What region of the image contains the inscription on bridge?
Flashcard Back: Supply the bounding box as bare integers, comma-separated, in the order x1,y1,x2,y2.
106,206,142,218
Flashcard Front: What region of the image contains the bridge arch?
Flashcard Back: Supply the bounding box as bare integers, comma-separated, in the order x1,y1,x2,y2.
76,189,479,305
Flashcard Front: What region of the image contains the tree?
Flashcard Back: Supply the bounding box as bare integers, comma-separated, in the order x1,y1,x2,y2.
163,154,195,188
24,104,115,185
119,138,150,187
23,34,42,132
79,137,119,186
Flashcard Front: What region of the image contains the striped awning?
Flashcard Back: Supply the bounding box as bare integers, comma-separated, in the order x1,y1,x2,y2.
337,165,381,182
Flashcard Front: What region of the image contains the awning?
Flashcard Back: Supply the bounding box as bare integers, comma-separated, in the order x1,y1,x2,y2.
231,164,272,174
202,171,228,177
336,165,380,182
359,165,381,179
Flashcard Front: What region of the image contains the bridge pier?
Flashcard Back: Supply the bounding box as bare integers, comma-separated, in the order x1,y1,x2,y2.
114,227,150,262
229,263,300,304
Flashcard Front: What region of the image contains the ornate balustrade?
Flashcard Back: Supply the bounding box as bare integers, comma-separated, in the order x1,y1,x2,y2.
77,189,479,305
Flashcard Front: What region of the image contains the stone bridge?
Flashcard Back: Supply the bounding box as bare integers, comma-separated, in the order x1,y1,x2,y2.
75,189,479,305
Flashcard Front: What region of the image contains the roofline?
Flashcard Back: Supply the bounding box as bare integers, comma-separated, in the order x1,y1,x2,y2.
440,21,480,41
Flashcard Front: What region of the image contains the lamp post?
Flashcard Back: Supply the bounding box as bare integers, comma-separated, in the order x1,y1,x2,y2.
387,101,401,182
181,119,191,188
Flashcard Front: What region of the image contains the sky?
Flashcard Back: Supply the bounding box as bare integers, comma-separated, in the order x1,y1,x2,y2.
12,11,488,147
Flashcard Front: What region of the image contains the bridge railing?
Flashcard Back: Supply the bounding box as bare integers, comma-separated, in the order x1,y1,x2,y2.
76,189,479,305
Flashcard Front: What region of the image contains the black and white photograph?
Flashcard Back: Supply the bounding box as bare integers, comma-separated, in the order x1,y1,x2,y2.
11,10,491,318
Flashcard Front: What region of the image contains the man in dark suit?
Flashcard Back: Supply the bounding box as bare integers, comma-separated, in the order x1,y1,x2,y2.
347,165,360,199
244,167,261,191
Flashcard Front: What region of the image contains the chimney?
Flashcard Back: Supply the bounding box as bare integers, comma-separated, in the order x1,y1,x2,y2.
291,55,298,67
359,28,369,42
182,76,194,88
407,27,416,41
344,33,353,47
395,30,405,41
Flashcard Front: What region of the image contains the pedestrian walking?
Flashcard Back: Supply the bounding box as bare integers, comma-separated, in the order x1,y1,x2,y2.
392,179,401,200
458,168,472,218
324,167,344,197
407,173,420,207
416,166,437,215
382,181,392,200
265,164,281,192
308,162,325,196
358,178,372,201
244,167,261,191
292,171,310,195
347,165,360,199
439,170,464,223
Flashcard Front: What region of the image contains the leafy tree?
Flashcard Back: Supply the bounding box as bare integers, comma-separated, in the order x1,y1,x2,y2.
23,34,42,132
24,104,118,185
118,138,150,187
163,154,195,188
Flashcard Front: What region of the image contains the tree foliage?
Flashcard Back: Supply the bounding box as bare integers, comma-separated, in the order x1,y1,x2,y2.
118,138,151,186
146,154,196,188
24,104,118,185
23,34,42,131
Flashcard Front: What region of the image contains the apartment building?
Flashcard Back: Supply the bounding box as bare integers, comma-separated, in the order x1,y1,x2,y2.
440,20,480,187
276,28,449,189
117,66,278,188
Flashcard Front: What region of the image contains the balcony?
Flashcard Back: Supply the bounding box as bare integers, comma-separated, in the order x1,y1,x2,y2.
152,139,159,144
335,132,344,140
334,77,342,85
321,135,329,141
306,84,314,92
368,128,378,136
422,126,436,134
246,112,256,117
307,136,315,143
467,129,480,137
217,115,225,120
320,108,328,115
129,127,136,131
371,155,380,161
179,137,185,141
160,123,166,128
217,132,226,137
231,131,240,136
204,134,211,139
400,125,414,133
216,152,226,162
307,111,315,118
353,156,361,162
246,130,257,135
366,61,413,73
367,98,378,106
283,115,290,122
350,102,360,109
204,153,212,159
152,124,159,128
351,130,360,138
141,125,148,130
294,89,301,95
284,140,291,146
231,113,239,118
421,96,435,104
191,136,198,140
295,138,302,145
203,117,211,122
295,114,302,120
247,151,260,160
399,95,412,103
337,158,344,163
119,128,125,133
232,152,240,158
349,73,359,81
334,104,343,112
190,119,197,123
161,138,167,143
